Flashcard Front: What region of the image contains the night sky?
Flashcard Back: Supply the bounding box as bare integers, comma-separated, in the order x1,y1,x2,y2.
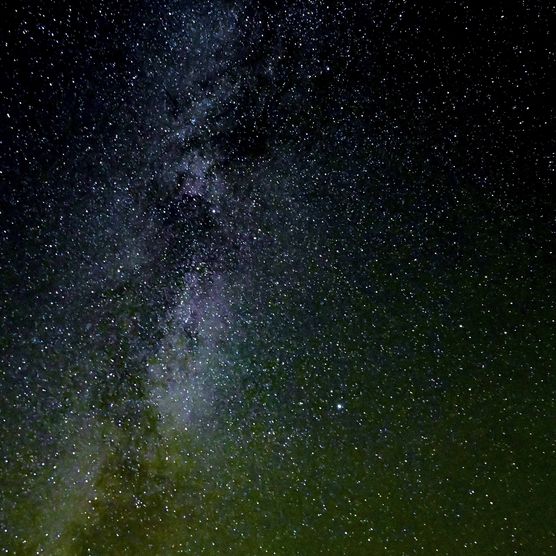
1,1,554,554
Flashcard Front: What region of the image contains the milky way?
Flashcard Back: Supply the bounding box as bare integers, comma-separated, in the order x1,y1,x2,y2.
1,1,554,554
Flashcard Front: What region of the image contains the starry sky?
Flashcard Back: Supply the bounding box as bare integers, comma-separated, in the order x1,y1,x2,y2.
0,1,554,554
